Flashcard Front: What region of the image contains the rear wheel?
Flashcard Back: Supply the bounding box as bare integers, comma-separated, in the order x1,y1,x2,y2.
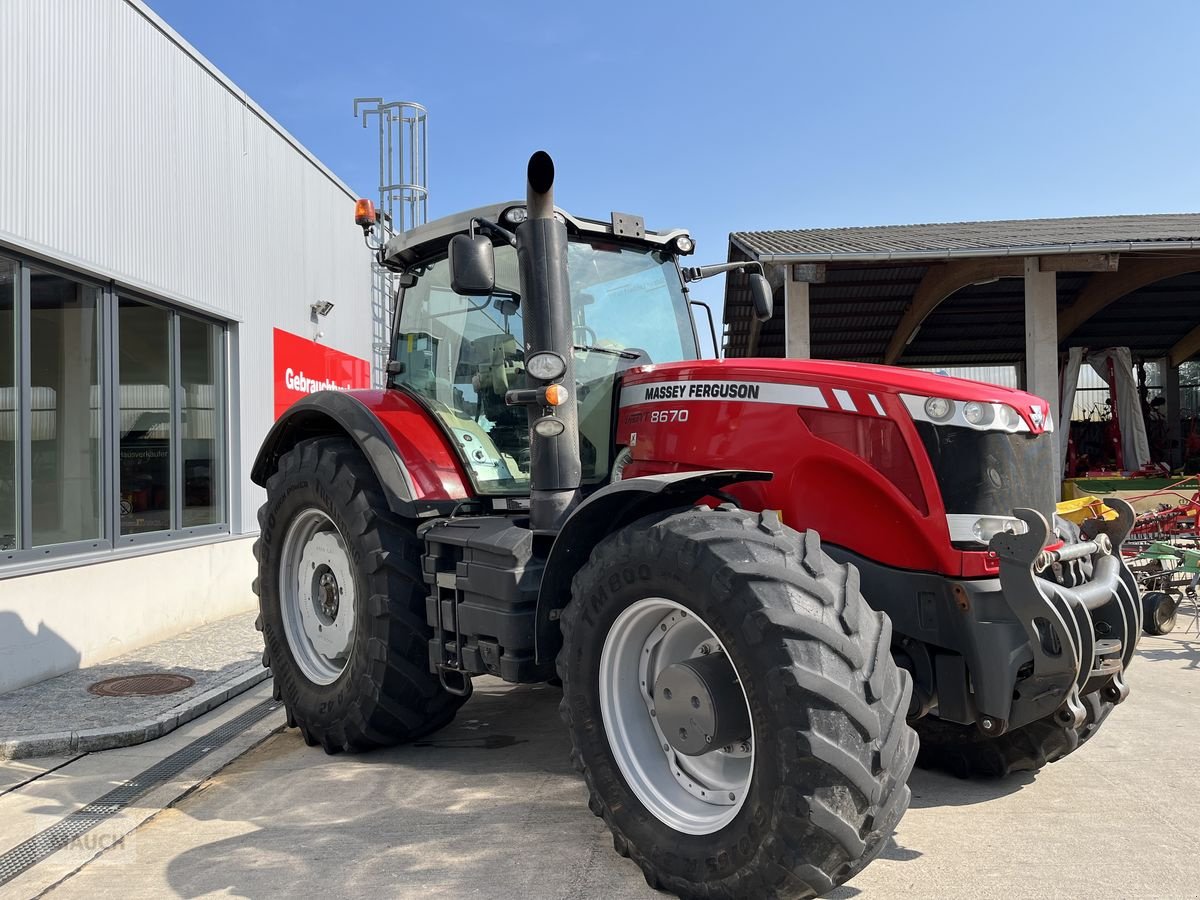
558,506,918,899
915,689,1114,778
254,436,465,753
1141,590,1178,635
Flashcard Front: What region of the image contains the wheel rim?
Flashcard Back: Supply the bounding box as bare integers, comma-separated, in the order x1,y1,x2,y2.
598,597,754,835
278,508,356,685
1156,597,1177,632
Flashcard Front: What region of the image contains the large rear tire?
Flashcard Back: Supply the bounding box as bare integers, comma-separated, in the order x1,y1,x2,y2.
558,506,918,900
914,689,1114,778
253,436,465,753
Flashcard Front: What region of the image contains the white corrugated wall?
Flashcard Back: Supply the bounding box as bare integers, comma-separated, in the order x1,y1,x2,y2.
0,0,375,533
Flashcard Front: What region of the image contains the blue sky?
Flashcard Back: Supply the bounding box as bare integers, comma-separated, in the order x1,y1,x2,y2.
147,0,1198,308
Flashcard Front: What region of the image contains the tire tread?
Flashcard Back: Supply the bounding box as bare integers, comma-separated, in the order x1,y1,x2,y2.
557,506,918,900
254,436,465,754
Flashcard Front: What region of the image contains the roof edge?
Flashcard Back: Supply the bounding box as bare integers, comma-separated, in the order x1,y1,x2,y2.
741,239,1200,265
126,0,360,202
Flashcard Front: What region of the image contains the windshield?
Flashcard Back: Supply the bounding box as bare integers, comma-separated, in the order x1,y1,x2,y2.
392,239,697,494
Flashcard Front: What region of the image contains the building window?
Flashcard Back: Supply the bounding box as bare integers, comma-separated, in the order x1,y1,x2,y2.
181,315,225,527
0,258,16,551
30,268,103,547
0,254,229,568
119,298,173,536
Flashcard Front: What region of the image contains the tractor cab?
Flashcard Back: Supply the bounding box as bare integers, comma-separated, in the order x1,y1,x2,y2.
381,204,708,497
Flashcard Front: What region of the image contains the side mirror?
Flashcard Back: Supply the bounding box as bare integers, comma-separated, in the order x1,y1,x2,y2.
449,233,496,296
749,273,774,322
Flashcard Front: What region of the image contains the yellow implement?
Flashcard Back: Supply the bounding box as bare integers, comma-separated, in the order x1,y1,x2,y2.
1055,495,1118,525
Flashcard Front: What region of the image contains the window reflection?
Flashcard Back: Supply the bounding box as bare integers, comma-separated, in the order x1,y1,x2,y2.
0,259,16,550
29,269,103,546
181,316,223,526
118,298,172,535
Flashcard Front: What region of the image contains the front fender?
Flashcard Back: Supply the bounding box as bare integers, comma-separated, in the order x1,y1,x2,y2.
251,390,470,519
534,469,771,663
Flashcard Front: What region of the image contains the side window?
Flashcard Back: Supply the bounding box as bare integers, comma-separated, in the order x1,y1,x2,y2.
392,249,531,494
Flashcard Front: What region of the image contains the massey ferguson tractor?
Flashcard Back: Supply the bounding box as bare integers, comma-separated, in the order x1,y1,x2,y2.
251,152,1142,898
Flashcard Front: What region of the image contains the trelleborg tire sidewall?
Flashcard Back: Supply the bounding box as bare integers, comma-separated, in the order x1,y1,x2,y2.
563,556,784,879
258,461,376,733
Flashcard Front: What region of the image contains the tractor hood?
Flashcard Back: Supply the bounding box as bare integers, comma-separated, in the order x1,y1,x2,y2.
619,358,1054,435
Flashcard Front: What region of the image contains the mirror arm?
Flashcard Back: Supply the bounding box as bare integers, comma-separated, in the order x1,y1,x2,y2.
681,260,765,283
472,217,518,248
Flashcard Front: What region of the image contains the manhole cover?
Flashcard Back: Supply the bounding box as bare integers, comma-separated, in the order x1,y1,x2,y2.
87,673,196,697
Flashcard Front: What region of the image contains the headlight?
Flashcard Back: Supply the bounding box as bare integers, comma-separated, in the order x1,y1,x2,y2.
503,206,528,224
963,401,993,426
945,514,1028,545
532,416,565,437
525,351,566,381
924,397,954,421
996,403,1021,430
673,235,695,255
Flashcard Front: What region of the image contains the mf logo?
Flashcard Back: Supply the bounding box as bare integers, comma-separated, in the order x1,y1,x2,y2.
1029,405,1045,428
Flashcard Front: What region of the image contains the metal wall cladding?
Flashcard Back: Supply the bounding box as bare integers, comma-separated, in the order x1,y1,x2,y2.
0,0,376,532
912,365,1021,388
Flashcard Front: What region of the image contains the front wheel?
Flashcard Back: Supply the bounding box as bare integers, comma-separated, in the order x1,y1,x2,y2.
557,506,918,899
915,688,1115,778
253,436,465,753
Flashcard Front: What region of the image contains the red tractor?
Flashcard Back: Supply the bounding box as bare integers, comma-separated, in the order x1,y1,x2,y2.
251,153,1142,898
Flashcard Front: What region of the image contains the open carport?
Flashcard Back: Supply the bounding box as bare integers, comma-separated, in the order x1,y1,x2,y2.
723,214,1200,466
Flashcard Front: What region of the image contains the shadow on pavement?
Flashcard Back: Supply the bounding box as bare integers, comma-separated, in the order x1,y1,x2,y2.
906,766,1035,809
162,683,634,898
1138,638,1200,668
149,682,1067,898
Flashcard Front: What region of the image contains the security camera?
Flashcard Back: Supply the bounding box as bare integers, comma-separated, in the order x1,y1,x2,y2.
310,300,335,317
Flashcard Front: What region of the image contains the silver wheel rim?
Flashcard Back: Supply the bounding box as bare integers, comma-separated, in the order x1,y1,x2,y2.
598,597,754,835
279,508,356,685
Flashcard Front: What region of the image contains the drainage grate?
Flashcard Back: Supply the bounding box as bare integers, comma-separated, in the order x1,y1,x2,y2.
0,696,279,887
87,673,196,697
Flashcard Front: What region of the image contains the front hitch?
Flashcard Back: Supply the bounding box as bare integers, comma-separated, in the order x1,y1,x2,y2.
985,497,1140,736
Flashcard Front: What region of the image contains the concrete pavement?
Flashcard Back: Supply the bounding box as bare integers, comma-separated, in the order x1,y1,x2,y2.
0,610,267,759
5,628,1198,899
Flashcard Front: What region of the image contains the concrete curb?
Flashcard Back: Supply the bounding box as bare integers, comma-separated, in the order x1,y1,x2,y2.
0,668,272,760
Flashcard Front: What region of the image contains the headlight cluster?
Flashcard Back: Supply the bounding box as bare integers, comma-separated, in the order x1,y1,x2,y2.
902,394,1042,433
945,514,1028,545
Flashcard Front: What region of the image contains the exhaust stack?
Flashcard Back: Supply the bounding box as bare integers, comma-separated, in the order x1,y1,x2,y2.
516,151,582,534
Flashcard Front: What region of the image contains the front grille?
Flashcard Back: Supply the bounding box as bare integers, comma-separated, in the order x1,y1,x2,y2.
914,422,1057,521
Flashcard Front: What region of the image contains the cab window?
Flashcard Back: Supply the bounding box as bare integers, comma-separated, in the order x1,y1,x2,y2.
392,239,697,494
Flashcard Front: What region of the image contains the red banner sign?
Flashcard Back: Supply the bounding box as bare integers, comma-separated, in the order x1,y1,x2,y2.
273,328,371,419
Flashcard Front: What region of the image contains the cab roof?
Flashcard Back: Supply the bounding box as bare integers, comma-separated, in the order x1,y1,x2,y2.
380,202,692,271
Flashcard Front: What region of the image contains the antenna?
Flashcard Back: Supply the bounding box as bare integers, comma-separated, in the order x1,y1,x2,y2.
352,98,429,385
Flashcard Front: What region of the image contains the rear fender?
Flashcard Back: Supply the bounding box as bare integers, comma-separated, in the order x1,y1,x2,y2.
534,469,771,663
251,390,471,519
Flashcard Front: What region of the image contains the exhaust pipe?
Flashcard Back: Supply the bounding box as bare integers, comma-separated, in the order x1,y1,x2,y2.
516,151,582,534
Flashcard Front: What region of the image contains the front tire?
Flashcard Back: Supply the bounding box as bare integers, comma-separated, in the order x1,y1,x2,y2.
914,689,1115,778
558,506,918,899
253,436,465,753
